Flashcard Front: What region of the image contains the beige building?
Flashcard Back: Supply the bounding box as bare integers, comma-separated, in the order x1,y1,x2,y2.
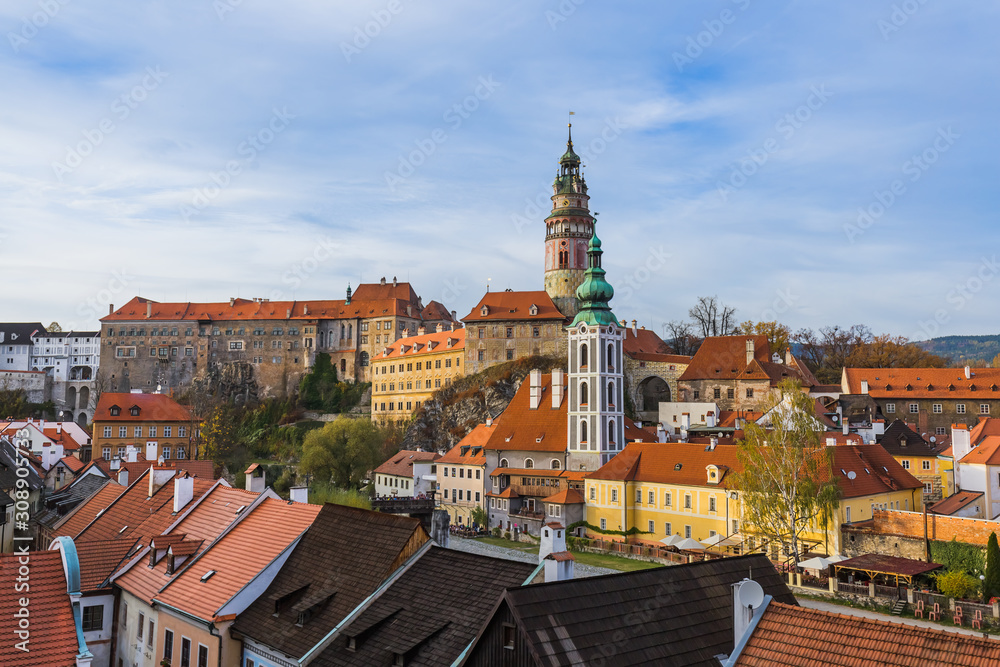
371,327,465,423
373,449,439,497
461,290,567,375
92,392,196,462
437,424,492,526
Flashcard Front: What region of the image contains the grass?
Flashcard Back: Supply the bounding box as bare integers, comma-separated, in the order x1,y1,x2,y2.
472,536,663,572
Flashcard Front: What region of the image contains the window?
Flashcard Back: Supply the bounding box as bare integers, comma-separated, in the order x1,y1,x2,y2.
600,518,607,530
137,612,145,640
886,403,896,413
229,341,243,350
664,492,671,506
935,427,946,435
685,525,692,538
902,460,910,469
133,425,141,438
81,605,103,632
922,460,931,470
709,496,717,512
506,349,514,360
164,426,172,437
589,487,595,500
119,426,127,438
957,403,966,414
506,327,513,338
845,506,851,523
923,482,933,494
713,388,721,399
148,619,155,647
909,403,919,414
503,624,516,650
102,447,111,459
932,403,942,414
982,404,991,414
103,426,112,438
198,644,209,667
164,629,174,661
648,520,655,532
684,494,691,509
665,523,672,535
636,489,642,503
648,490,655,505
149,426,157,437
693,390,700,400
162,447,171,459
727,388,734,399
611,488,618,503
746,388,754,398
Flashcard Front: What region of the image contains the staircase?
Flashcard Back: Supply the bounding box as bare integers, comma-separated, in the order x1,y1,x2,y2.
890,600,907,616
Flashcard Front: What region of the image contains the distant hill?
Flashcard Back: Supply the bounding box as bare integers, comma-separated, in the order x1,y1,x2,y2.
916,335,1000,365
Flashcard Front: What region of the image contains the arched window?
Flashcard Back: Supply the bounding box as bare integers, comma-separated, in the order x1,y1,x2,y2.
360,351,369,367
608,381,615,408
551,459,561,470
580,420,588,444
524,458,534,469
580,381,589,407
341,358,346,374
608,420,616,444
580,343,588,369
341,324,345,339
499,458,509,469
607,343,615,371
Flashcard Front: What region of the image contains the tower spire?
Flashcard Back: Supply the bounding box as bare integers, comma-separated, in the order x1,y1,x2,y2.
570,231,616,327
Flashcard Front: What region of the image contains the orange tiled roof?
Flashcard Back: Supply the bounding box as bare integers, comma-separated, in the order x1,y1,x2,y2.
969,417,1000,445
627,352,692,364
959,435,1000,465
587,442,742,487
438,425,493,464
0,550,80,666
154,497,321,622
679,335,817,387
94,392,192,422
485,373,569,452
488,487,520,499
733,601,1000,666
930,490,984,515
830,444,924,497
491,467,589,481
622,327,672,356
461,290,566,322
75,538,141,592
843,367,1000,400
371,328,465,360
420,300,457,322
373,450,440,477
51,481,125,539
541,488,585,504
58,455,86,473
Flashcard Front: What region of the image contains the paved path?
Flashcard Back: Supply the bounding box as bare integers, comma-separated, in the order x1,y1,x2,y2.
448,536,617,578
796,597,997,638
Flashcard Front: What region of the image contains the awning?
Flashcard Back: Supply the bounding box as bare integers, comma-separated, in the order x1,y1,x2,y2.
660,534,684,547
700,533,743,548
673,537,705,551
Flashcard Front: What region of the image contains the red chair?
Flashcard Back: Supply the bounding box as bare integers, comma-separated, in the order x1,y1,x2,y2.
953,606,963,625
973,609,983,630
929,603,941,621
914,600,925,618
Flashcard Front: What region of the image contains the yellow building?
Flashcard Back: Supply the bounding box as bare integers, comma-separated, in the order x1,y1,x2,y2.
371,327,465,423
92,392,196,462
878,419,949,501
585,441,924,559
436,424,492,526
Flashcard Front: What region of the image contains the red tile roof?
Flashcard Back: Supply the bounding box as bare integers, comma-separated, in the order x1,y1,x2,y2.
461,290,566,322
94,392,192,423
834,553,942,577
487,487,520,499
930,490,984,515
0,550,80,667
491,467,589,481
437,425,493,464
679,335,817,387
541,488,585,504
958,435,1000,465
734,601,1000,666
420,300,457,322
622,327,672,356
374,450,440,477
587,442,742,487
829,444,924,498
153,497,321,621
843,367,1000,400
51,482,125,540
58,456,85,473
371,328,465,360
75,538,141,591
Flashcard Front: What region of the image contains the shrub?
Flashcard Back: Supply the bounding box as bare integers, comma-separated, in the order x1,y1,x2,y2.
986,532,1000,599
492,527,501,538
504,531,511,540
935,570,981,600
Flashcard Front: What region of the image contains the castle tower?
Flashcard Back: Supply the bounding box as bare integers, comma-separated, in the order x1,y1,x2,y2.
566,232,624,470
544,124,594,319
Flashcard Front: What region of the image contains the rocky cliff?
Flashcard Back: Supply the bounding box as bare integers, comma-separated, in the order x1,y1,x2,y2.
401,355,565,452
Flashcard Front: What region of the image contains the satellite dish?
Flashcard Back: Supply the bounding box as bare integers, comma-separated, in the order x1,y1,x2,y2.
930,436,937,443
736,579,765,609
847,471,857,480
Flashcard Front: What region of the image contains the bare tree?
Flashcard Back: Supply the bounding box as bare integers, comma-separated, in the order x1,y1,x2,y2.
663,320,700,356
688,296,738,338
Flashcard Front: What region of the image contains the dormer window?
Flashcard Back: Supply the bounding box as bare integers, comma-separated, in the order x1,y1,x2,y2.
130,405,140,416
481,305,489,316
110,405,121,416
529,304,538,316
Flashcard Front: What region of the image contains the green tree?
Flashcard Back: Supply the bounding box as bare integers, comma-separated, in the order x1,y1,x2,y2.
985,532,1000,599
737,320,792,355
0,387,31,419
300,417,395,489
730,380,841,569
935,569,980,600
299,353,368,413
471,505,488,529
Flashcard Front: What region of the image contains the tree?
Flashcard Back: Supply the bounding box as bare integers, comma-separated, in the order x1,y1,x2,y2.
935,569,980,600
688,296,738,338
47,321,62,333
300,417,395,490
0,385,31,419
471,505,488,530
730,380,840,571
985,532,1000,600
846,333,948,369
737,320,791,355
663,319,700,356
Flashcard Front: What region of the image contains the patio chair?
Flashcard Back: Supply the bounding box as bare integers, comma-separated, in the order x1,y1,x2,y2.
953,606,963,625
973,609,983,630
914,600,925,619
928,603,941,621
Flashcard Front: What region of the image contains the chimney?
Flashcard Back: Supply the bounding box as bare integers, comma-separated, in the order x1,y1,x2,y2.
173,473,194,513
289,486,309,503
965,366,971,380
286,308,292,318
732,579,766,653
746,338,755,366
149,466,176,497
631,320,638,336
860,380,869,395
117,467,128,486
303,304,308,316
126,445,138,463
380,277,386,286
843,418,849,436
785,346,793,365
145,441,158,461
109,304,114,315
56,423,62,435
401,329,408,339
417,325,426,336
229,297,235,306
952,424,971,488
529,369,542,410
656,423,666,443
431,509,450,547
451,321,458,331
393,276,397,287
436,323,444,333
541,523,574,582
709,437,718,451
706,411,716,428
146,302,152,319
486,417,493,427
246,464,265,493
552,369,565,408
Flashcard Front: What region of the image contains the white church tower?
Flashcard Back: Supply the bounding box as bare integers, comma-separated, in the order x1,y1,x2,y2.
566,233,625,470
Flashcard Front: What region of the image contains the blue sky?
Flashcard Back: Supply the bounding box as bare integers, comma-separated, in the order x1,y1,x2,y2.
1,1,997,341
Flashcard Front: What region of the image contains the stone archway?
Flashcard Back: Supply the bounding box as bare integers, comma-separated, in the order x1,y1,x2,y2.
76,412,89,427
65,386,77,410
636,375,671,422
78,386,90,411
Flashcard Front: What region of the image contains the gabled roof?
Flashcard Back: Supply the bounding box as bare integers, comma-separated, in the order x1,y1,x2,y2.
587,442,742,488
679,335,817,387
829,444,924,497
843,367,1000,400
622,327,673,356
50,481,126,539
959,435,1000,465
468,553,794,667
76,538,142,592
485,373,569,452
929,490,984,515
879,419,942,457
420,300,457,322
58,455,86,473
541,488,584,504
461,290,566,322
372,328,465,360
93,392,193,422
0,550,79,667
733,600,1000,666
0,438,43,491
437,425,493,465
35,475,111,529
373,450,440,477
0,322,46,344
314,547,535,667
232,503,428,658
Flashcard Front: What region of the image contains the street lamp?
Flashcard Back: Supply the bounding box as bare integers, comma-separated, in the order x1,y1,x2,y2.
981,574,986,603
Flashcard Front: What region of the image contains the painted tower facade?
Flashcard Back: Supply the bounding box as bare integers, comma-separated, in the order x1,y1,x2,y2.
544,124,595,319
566,234,625,470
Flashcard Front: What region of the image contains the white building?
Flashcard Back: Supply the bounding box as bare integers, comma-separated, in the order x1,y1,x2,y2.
31,330,102,424
373,450,440,497
0,323,45,373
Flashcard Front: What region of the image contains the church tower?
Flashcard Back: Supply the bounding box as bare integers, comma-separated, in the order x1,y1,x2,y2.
544,124,595,319
566,232,625,470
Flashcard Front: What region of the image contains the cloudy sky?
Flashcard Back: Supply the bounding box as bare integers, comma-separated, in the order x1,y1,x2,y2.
1,1,997,341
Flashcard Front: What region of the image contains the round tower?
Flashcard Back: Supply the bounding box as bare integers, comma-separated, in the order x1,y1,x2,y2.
544,124,594,319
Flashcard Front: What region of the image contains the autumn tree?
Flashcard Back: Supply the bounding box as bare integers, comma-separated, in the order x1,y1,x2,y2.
47,321,63,333
300,417,397,490
737,320,791,355
731,380,840,571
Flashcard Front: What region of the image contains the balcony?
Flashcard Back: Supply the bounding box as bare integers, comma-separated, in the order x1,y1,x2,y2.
371,497,437,514
510,509,546,521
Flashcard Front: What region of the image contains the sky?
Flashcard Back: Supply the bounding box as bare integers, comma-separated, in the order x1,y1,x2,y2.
1,1,997,342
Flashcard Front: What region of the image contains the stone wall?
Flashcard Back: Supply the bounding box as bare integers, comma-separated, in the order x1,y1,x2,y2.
871,509,999,546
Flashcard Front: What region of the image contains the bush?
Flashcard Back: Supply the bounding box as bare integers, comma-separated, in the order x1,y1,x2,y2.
986,532,1000,599
492,527,501,538
935,570,981,600
930,536,985,576
504,531,511,540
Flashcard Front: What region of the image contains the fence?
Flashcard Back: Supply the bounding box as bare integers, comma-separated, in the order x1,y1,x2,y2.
838,582,869,596
874,584,901,599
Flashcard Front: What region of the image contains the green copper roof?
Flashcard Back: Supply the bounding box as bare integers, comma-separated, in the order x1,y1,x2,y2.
570,232,618,327
561,124,581,164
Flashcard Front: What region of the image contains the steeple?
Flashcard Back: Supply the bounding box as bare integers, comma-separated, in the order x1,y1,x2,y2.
544,122,595,319
570,232,616,327
346,284,352,305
